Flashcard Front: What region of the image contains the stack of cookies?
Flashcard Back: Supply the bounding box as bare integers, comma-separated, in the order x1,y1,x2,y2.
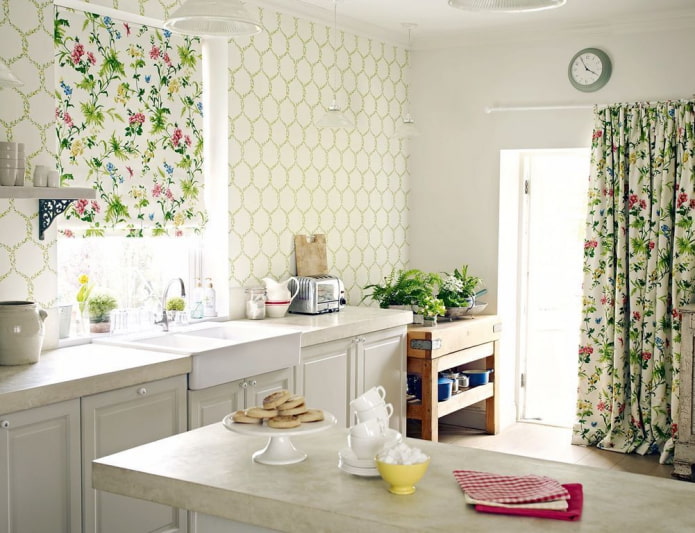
232,389,324,429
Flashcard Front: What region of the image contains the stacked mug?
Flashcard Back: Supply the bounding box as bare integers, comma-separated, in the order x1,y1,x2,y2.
0,142,25,186
347,386,399,460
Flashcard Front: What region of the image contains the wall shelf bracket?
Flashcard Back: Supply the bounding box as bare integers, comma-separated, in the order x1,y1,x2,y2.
38,199,74,240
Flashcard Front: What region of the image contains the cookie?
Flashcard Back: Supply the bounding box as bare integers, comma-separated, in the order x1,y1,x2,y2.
277,404,308,416
297,409,324,423
263,389,291,409
231,410,262,424
246,406,279,419
277,394,305,410
267,415,301,429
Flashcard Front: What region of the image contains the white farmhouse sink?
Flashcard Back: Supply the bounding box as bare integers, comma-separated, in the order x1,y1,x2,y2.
94,321,302,390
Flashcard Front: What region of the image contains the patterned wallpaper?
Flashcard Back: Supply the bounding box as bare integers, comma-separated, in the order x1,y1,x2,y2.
0,0,410,312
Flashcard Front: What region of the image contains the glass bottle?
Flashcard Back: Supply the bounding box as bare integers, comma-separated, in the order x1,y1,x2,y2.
245,287,266,320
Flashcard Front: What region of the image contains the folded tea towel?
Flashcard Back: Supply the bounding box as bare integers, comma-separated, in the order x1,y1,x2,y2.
452,470,570,504
463,493,569,511
474,483,583,521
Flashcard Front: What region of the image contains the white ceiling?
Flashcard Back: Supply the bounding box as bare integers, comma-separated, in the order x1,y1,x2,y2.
255,0,695,49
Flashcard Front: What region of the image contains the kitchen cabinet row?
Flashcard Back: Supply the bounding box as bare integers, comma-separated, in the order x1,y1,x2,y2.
0,324,406,533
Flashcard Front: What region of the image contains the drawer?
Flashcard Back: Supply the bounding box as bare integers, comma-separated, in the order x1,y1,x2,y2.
407,315,501,359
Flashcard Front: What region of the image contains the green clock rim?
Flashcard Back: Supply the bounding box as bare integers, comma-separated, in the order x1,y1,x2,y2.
568,47,612,93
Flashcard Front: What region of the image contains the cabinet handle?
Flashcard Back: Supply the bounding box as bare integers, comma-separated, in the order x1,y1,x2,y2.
250,380,257,387
241,381,248,389
137,387,147,396
0,420,9,429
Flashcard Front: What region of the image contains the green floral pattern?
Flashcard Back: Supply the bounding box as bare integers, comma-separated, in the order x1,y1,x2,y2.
54,6,206,237
574,101,695,463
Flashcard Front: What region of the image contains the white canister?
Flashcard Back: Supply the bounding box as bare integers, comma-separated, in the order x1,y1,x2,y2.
0,301,48,365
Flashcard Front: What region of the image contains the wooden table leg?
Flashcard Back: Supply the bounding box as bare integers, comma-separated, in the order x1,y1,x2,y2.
420,360,438,442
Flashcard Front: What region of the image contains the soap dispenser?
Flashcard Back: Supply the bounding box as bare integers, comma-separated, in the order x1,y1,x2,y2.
191,278,204,319
203,277,217,317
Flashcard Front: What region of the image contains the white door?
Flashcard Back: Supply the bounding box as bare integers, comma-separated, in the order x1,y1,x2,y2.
519,149,589,427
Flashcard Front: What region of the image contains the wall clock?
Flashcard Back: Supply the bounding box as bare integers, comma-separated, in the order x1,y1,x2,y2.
568,48,612,92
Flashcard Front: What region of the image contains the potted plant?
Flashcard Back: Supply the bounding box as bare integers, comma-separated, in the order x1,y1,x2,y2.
87,289,118,333
363,269,439,310
166,296,186,323
415,293,446,326
437,265,483,317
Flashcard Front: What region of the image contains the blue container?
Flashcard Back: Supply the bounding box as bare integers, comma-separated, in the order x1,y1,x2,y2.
437,376,453,401
461,369,492,387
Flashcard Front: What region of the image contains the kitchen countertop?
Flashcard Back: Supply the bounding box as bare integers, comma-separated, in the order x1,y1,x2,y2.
0,343,191,415
0,306,412,415
93,423,695,533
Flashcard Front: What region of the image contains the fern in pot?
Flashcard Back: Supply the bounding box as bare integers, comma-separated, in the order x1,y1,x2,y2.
437,265,484,318
87,289,118,334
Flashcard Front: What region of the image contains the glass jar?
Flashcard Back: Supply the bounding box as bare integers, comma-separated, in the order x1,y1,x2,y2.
245,287,266,320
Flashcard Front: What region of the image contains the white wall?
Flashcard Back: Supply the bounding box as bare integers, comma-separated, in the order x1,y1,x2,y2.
410,26,695,429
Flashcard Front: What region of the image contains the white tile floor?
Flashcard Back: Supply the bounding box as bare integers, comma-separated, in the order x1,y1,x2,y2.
433,422,676,479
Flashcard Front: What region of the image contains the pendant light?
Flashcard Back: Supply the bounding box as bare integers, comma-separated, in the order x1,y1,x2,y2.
316,0,354,129
0,61,22,87
395,23,419,140
164,0,262,37
448,0,566,12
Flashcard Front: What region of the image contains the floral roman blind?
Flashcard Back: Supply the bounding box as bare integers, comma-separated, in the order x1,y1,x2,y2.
55,7,206,237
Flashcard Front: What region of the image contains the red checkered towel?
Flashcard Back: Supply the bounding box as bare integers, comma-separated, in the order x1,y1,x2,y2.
452,470,570,505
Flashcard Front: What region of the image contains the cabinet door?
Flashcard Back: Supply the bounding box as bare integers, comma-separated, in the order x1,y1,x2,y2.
0,400,81,533
246,368,294,408
298,340,351,427
188,378,245,430
81,375,187,533
354,327,406,432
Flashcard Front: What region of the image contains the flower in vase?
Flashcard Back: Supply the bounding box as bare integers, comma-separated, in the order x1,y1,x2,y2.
76,273,93,314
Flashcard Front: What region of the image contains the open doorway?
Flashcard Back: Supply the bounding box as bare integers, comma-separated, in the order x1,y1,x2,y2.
499,149,590,428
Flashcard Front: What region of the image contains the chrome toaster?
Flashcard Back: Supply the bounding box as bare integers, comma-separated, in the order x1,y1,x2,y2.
288,275,346,314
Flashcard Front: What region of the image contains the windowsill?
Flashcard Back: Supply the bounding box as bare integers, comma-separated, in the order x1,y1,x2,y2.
56,315,230,350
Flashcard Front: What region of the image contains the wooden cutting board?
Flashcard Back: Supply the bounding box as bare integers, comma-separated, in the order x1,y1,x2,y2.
295,234,328,276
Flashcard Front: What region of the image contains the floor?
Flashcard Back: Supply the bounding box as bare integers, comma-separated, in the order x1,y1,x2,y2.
430,422,675,480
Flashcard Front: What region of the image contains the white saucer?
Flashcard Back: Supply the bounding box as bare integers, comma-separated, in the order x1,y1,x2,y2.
338,459,380,477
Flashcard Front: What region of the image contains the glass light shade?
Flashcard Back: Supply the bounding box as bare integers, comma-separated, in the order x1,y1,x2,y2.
448,0,566,12
164,0,262,37
0,62,22,87
395,114,420,139
316,100,354,129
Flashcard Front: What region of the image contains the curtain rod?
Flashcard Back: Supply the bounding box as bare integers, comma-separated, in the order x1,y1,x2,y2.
484,104,597,114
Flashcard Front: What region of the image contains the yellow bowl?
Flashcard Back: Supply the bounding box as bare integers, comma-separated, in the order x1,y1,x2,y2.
375,458,430,495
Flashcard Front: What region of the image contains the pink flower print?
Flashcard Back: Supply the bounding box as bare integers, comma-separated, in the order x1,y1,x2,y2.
592,130,603,140
90,200,100,213
152,183,163,197
124,22,131,36
642,351,652,361
71,43,84,64
129,112,145,124
584,240,598,249
175,228,183,237
628,194,638,208
150,45,160,59
64,112,73,128
171,128,183,147
678,192,688,208
86,52,96,65
165,188,174,200
690,199,695,209
632,311,641,321
73,198,89,215
62,229,75,238
597,401,607,412
126,166,134,178
639,199,647,210
163,53,172,66
648,241,655,250
184,135,192,147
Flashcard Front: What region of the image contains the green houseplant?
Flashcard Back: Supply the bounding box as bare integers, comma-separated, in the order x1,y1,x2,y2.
87,289,118,333
437,265,483,310
363,269,439,310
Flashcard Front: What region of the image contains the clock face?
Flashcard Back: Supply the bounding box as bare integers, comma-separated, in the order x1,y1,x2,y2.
568,48,611,92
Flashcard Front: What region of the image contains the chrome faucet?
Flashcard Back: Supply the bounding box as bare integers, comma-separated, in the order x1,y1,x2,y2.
155,277,186,332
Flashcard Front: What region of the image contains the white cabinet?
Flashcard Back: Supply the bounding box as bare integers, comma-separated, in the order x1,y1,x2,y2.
188,368,293,429
81,375,187,533
295,326,406,431
0,400,82,533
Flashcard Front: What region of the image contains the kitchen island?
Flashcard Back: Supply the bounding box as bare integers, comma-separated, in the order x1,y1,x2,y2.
93,423,695,532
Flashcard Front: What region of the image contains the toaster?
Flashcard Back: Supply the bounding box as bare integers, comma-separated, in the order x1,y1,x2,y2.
288,275,346,314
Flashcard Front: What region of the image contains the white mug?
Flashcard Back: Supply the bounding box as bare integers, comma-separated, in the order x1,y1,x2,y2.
350,385,387,411
33,165,48,187
349,418,386,438
348,430,401,460
355,402,393,424
47,170,60,188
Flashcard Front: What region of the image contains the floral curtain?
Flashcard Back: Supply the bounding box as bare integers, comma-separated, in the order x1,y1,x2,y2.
54,7,206,237
574,100,695,463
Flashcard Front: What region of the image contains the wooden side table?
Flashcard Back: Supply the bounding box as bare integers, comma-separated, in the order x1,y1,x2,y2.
406,315,502,442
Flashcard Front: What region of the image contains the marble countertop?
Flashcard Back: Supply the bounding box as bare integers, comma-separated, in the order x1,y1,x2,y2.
0,306,412,415
93,423,695,532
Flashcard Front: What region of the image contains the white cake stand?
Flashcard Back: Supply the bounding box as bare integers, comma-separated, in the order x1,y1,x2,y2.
222,411,337,465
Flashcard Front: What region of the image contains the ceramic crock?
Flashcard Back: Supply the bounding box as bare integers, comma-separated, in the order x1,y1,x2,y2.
0,301,48,365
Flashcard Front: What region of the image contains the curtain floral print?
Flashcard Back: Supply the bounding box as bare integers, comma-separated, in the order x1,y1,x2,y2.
54,7,206,237
574,101,695,463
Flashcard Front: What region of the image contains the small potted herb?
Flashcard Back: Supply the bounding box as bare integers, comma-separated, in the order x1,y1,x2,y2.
437,265,483,318
166,296,187,323
87,289,118,333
